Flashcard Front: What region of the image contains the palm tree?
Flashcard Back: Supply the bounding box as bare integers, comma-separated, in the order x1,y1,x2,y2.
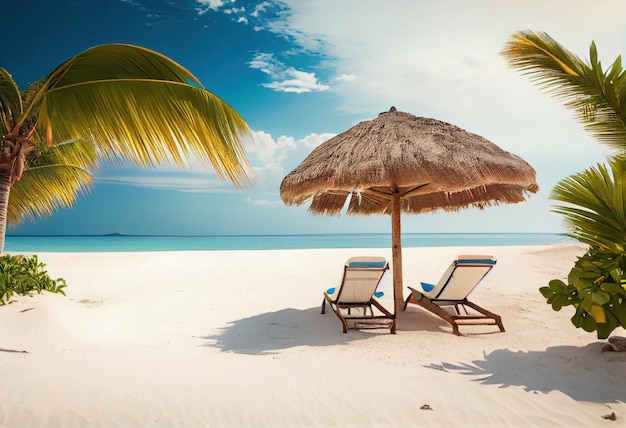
501,30,626,152
0,44,252,253
501,30,626,338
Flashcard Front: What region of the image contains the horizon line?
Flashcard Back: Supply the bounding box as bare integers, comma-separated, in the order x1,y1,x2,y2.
6,232,568,238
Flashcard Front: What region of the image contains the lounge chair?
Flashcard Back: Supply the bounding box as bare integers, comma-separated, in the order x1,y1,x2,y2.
403,255,504,335
322,256,396,334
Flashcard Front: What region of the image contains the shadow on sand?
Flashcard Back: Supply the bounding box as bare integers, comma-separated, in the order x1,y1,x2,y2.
204,306,394,355
427,344,626,403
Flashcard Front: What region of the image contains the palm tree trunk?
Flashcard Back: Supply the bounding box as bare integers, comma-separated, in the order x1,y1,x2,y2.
0,170,11,254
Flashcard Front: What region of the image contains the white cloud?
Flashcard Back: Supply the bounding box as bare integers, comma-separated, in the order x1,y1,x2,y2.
195,0,227,13
252,1,272,18
195,0,271,28
335,74,356,82
248,52,275,75
248,52,330,93
223,6,245,14
95,172,238,194
246,130,295,182
262,69,329,93
245,130,335,186
300,132,335,149
245,197,282,206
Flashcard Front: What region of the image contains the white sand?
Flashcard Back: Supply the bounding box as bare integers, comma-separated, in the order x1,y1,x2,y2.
0,244,625,427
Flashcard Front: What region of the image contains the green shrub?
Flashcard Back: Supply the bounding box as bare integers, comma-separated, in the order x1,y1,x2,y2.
540,247,626,339
0,254,67,305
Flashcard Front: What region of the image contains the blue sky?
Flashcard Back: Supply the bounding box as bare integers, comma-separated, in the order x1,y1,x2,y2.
1,0,624,236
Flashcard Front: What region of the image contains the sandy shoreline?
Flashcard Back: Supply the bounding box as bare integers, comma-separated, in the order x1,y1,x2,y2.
1,244,625,427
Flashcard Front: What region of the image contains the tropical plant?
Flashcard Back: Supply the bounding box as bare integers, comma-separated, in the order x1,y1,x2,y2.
540,159,626,338
502,30,626,338
0,44,252,252
540,248,626,339
0,254,67,305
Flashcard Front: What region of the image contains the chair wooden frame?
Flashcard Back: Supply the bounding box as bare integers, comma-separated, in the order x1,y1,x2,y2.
322,257,396,334
403,255,504,335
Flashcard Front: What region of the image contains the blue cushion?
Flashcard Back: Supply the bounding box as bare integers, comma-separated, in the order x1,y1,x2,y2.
457,259,496,265
347,260,387,268
326,287,336,295
420,282,435,292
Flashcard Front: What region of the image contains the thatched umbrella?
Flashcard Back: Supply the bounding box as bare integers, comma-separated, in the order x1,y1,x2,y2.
280,107,539,315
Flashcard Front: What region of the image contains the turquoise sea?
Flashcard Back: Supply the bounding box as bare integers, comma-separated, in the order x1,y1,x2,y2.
4,233,576,253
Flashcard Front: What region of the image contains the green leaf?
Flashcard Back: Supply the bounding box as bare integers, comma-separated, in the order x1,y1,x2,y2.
591,290,611,305
551,294,570,311
579,291,594,311
596,322,614,339
593,308,617,339
605,297,626,326
601,281,625,294
539,286,554,299
548,279,567,293
608,268,623,284
573,308,597,332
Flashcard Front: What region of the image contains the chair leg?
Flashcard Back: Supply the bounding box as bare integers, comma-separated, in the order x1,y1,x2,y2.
323,294,350,333
451,322,460,336
411,297,463,336
453,304,469,315
341,317,348,333
370,299,396,334
464,302,505,332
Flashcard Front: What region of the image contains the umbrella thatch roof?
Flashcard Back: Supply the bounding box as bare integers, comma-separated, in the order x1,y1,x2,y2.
280,107,539,215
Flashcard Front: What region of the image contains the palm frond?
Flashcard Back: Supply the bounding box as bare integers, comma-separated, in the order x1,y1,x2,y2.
50,44,204,89
8,139,97,225
502,30,626,151
551,158,626,251
26,44,252,187
8,163,93,225
0,68,22,135
18,78,48,135
28,139,100,172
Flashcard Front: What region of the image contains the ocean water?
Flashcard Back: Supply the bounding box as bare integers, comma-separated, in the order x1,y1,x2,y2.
4,233,576,253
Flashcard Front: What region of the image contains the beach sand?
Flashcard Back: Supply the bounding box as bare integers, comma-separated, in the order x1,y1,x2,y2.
0,244,625,427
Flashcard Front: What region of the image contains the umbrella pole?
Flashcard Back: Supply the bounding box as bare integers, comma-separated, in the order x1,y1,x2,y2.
391,191,403,315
